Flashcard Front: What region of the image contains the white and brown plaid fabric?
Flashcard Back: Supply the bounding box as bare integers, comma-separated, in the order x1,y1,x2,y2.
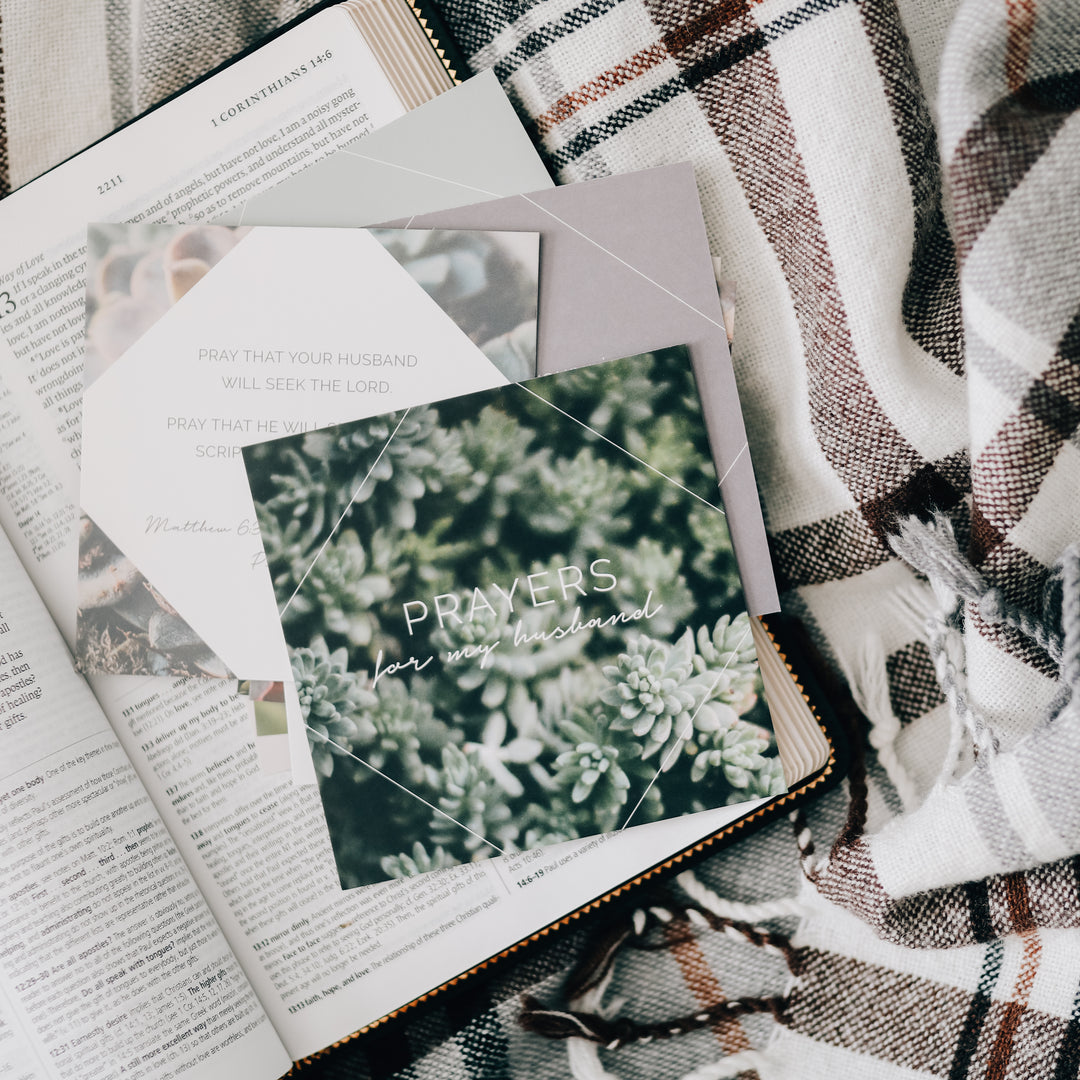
2,0,1079,1077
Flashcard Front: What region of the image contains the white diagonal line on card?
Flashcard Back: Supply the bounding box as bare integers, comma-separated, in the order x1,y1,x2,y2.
618,621,753,831
335,150,505,199
517,384,725,515
516,194,728,333
716,440,749,488
280,408,412,617
305,725,506,855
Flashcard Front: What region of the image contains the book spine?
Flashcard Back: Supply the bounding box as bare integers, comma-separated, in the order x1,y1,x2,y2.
408,0,472,83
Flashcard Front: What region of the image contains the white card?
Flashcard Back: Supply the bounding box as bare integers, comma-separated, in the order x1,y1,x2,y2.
78,222,539,681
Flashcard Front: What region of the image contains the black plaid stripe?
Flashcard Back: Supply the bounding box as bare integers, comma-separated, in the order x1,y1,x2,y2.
546,77,687,170
936,447,973,495
814,847,1080,949
676,0,856,56
967,530,1061,678
443,0,619,65
858,1,964,375
788,947,982,1071
365,1023,419,1078
771,468,968,591
948,939,1004,1080
861,459,966,541
964,880,996,945
442,0,866,174
491,0,628,84
948,72,1080,264
769,509,891,591
978,538,1055,611
792,939,1079,1077
1052,979,1080,1080
649,2,948,522
971,306,1080,561
970,606,1058,680
453,0,862,103
454,1007,512,1078
527,0,867,172
301,921,598,1077
885,640,945,725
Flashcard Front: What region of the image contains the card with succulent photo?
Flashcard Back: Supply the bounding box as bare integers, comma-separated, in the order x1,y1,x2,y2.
244,345,785,889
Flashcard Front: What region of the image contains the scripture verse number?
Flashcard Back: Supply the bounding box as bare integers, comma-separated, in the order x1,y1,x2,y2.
97,174,123,194
0,292,15,319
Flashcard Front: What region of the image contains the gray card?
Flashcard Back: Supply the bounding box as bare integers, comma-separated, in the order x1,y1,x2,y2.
392,165,779,615
229,70,554,227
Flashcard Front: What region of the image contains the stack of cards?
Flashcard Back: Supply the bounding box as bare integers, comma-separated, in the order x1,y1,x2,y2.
74,76,807,895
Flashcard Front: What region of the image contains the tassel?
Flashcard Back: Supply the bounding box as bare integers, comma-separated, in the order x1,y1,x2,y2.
567,1037,622,1080
519,994,787,1048
676,870,807,925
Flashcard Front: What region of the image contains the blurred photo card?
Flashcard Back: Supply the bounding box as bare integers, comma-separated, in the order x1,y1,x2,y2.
78,222,539,682
244,346,785,888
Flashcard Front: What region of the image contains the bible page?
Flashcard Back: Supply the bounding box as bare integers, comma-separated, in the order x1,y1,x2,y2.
0,3,407,636
0,529,290,1080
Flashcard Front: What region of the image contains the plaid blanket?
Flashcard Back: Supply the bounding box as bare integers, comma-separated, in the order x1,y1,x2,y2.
2,0,1079,1077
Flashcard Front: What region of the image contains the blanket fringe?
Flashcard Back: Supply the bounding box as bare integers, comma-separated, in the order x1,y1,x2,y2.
676,869,807,924
520,993,788,1048
889,513,1079,743
835,628,919,810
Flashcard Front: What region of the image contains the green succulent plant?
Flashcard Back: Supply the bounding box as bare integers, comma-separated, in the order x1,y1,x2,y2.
687,503,738,582
431,596,588,712
456,404,547,544
553,710,632,831
689,718,784,802
429,744,518,855
741,755,787,801
380,841,458,880
600,629,705,764
354,675,449,785
258,446,331,548
525,447,632,551
693,612,760,711
624,412,713,502
304,405,471,530
605,537,695,638
291,638,377,777
290,529,394,648
522,350,658,436
467,710,544,798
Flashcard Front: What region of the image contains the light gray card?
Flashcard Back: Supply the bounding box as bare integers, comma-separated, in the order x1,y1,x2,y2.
391,164,780,615
227,70,553,227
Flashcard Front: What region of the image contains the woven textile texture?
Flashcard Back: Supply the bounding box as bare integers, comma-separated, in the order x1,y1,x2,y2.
2,0,1080,1077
